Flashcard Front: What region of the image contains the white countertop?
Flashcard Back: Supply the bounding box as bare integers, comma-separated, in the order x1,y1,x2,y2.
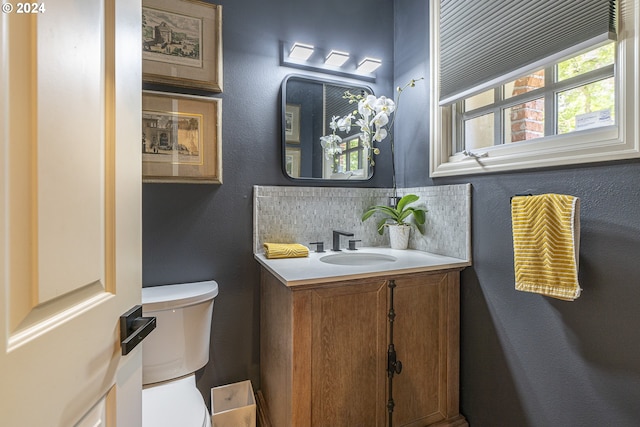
255,247,471,287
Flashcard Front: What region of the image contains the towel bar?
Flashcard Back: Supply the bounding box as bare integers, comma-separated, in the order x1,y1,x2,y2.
510,193,533,204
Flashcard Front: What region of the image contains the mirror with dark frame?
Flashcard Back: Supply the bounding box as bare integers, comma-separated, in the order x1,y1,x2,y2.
282,75,374,181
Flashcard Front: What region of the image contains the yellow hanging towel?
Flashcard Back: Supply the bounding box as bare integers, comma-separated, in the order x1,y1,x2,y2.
511,194,581,301
263,243,309,259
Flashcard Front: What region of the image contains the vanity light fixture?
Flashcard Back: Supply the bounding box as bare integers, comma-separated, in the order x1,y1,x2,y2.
357,57,382,73
289,42,315,60
325,50,350,67
281,41,379,81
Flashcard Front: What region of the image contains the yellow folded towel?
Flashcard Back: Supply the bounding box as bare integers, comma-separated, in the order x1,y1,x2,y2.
511,194,581,301
263,243,309,259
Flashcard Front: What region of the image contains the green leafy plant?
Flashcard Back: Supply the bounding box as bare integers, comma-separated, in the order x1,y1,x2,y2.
362,194,427,235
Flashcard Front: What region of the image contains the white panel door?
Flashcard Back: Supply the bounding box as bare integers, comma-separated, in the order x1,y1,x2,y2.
0,0,142,425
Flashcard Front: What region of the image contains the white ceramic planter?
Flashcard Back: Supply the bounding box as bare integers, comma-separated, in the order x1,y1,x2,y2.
388,224,411,249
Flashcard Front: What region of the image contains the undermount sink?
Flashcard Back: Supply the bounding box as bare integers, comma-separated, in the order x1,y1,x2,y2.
319,252,397,266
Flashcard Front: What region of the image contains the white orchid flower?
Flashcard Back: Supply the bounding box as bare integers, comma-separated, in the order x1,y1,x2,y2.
358,95,377,118
329,115,340,131
373,96,396,114
354,118,371,146
320,134,343,160
360,134,371,148
337,114,353,133
371,111,389,128
373,127,388,142
358,104,371,120
355,118,369,133
320,134,342,147
318,78,421,166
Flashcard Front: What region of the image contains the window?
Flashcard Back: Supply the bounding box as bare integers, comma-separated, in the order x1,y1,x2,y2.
323,135,371,179
430,1,640,177
334,136,367,173
458,44,615,151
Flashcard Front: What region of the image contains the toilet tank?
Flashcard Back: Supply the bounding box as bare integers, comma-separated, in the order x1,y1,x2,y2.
141,280,219,385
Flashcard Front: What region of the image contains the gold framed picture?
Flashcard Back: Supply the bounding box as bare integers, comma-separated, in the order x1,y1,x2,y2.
285,104,301,143
142,91,222,183
142,0,223,92
285,147,301,178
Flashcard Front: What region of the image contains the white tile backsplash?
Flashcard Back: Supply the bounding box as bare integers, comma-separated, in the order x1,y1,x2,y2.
253,184,471,261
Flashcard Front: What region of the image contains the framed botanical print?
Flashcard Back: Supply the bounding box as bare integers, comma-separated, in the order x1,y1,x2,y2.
142,91,222,183
142,0,223,92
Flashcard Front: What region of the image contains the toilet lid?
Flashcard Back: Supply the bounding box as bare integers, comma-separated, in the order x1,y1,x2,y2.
142,280,218,311
143,376,210,427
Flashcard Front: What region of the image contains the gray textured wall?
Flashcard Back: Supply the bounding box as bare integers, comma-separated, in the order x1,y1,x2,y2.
142,0,395,402
394,0,640,425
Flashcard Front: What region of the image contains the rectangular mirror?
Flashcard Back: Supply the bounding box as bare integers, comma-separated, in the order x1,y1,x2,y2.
282,75,374,181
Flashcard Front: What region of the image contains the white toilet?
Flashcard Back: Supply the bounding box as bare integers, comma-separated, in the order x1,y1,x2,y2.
141,280,219,427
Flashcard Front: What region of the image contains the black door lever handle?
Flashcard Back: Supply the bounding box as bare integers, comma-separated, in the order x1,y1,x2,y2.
120,305,156,355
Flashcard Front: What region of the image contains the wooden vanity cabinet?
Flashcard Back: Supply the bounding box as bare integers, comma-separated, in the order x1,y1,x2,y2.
260,267,468,427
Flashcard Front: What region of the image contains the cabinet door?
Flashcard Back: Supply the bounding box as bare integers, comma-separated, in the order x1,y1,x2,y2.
392,272,461,427
309,280,388,427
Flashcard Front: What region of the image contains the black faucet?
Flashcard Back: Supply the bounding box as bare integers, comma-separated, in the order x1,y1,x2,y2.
309,241,325,253
348,239,361,251
332,230,354,251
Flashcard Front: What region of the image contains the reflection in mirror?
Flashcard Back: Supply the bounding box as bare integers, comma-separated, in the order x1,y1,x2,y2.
282,75,373,180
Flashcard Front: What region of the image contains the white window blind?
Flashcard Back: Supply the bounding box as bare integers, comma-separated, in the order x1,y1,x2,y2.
439,0,617,105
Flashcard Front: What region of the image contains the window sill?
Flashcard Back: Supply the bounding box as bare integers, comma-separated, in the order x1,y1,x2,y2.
430,126,640,177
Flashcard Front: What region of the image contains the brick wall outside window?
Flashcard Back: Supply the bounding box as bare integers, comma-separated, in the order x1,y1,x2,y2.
510,71,545,142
